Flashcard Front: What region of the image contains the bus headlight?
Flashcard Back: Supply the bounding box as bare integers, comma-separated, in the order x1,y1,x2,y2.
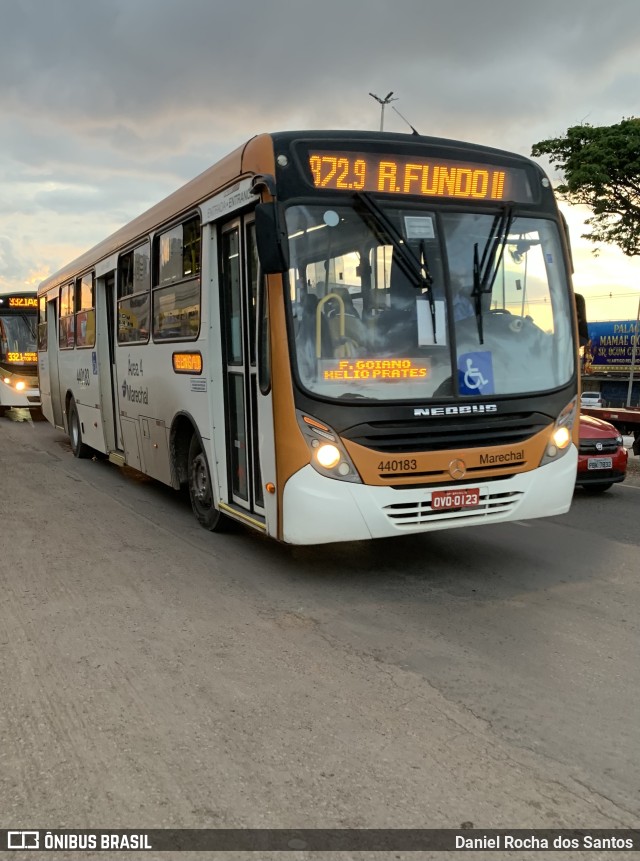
296,411,362,483
539,398,577,466
316,443,341,469
551,425,571,449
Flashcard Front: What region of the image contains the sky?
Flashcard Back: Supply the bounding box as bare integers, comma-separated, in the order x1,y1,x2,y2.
0,0,638,323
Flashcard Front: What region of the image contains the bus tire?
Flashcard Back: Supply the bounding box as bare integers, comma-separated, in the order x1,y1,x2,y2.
188,433,226,531
68,397,91,458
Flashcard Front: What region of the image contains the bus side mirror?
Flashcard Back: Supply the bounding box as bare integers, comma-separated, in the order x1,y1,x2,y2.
575,292,588,347
255,203,289,274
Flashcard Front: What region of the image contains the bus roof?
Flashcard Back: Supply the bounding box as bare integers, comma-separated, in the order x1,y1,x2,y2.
37,129,542,294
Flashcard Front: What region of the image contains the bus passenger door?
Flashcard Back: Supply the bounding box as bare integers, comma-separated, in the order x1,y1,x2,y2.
46,296,64,428
96,271,123,452
219,218,266,520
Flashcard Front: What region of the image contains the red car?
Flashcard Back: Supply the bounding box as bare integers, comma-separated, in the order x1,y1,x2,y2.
576,413,628,493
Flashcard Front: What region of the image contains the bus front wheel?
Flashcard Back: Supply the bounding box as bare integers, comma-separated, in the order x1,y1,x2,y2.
68,397,91,458
188,434,226,531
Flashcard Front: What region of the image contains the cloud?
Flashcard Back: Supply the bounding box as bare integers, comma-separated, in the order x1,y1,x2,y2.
0,236,23,280
2,1,639,132
0,0,638,302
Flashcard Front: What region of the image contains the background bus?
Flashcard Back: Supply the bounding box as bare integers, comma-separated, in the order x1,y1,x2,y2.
0,292,40,416
37,130,581,544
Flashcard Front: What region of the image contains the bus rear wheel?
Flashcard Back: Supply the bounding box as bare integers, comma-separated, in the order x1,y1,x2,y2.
188,434,226,531
68,397,91,458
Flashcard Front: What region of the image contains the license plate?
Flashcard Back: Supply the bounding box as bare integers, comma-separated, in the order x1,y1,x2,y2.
587,457,612,470
431,488,480,510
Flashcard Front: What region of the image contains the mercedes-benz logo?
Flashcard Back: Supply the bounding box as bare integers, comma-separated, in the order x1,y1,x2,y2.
448,458,467,480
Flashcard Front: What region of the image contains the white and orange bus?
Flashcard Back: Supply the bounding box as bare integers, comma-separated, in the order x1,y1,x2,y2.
0,291,40,415
37,130,582,544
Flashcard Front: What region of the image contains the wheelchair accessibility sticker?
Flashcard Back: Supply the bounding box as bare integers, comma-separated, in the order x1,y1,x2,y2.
458,351,495,395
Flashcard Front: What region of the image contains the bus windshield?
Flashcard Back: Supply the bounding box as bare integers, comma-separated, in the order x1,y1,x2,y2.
0,312,38,364
285,202,574,401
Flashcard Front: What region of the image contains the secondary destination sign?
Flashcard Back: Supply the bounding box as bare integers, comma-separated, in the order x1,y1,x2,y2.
6,351,37,364
319,358,430,381
308,150,531,201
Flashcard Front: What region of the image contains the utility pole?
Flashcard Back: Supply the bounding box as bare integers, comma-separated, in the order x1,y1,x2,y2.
626,294,640,407
369,91,398,131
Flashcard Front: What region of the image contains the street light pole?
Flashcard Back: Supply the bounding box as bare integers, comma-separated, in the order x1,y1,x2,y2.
626,294,640,407
369,91,398,131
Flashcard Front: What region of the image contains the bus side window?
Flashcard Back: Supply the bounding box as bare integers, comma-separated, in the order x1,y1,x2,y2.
152,216,201,341
75,272,95,348
118,243,151,344
59,282,75,349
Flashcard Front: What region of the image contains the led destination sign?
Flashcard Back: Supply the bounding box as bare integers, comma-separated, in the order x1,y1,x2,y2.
2,295,38,308
172,352,203,374
308,151,531,202
7,351,37,364
321,358,430,381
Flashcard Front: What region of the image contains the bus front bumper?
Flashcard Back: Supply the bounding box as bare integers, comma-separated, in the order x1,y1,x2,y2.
0,382,41,409
282,449,578,545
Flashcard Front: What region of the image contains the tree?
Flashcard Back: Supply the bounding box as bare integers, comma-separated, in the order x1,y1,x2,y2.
531,118,640,256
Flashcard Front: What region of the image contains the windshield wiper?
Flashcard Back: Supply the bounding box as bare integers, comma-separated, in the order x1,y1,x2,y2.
354,192,436,340
471,205,514,344
21,314,37,340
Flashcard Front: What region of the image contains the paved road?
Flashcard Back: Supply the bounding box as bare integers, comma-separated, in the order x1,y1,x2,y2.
1,411,638,859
